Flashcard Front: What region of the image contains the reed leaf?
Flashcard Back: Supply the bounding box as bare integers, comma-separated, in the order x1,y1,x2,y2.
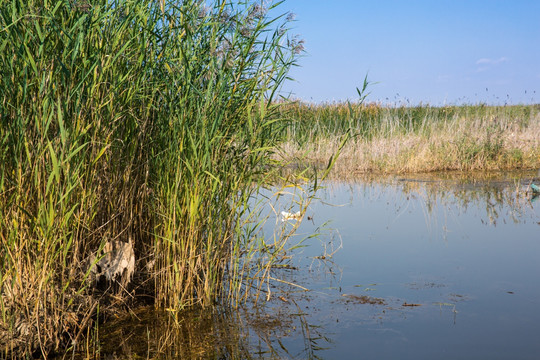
0,0,301,356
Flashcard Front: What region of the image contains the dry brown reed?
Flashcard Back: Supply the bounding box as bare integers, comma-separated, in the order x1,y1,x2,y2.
277,103,540,178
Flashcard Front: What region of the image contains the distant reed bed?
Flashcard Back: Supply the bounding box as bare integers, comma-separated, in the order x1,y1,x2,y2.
277,101,540,176
0,0,304,356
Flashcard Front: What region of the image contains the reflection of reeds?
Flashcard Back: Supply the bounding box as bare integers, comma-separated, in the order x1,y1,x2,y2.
64,301,330,360
403,177,537,228
0,0,302,357
331,172,540,228
88,307,254,360
277,102,540,175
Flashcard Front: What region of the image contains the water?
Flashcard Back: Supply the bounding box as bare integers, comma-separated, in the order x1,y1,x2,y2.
86,175,540,359
262,178,540,359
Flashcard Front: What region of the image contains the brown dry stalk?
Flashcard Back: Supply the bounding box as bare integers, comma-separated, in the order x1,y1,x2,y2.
278,112,540,177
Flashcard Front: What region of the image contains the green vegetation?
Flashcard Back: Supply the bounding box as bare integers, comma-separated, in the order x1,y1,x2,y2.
0,0,304,356
2,0,538,357
277,102,540,175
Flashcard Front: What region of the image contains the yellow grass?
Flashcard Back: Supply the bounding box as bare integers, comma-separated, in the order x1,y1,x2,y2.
277,104,540,177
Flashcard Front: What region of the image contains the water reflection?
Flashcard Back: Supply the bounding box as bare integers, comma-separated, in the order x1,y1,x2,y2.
74,307,253,359
286,173,540,359
70,173,540,359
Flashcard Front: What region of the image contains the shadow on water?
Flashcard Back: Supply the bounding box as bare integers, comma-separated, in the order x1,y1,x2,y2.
91,307,251,359
64,171,540,359
61,296,331,359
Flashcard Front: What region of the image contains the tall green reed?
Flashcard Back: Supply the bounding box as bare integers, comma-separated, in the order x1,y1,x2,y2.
0,0,300,356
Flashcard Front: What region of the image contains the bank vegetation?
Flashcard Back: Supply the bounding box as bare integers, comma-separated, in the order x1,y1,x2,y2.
277,102,540,178
0,0,304,357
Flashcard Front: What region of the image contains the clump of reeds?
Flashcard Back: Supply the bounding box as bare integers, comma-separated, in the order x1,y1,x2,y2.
0,0,302,356
277,101,540,176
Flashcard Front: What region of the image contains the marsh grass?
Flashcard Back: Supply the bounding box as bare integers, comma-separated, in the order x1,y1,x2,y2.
225,175,317,305
278,102,540,176
0,0,308,357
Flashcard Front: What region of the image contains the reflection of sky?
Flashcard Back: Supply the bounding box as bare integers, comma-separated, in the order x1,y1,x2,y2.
259,180,540,359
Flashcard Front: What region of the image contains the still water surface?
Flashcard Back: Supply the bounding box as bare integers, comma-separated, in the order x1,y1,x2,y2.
94,175,540,359
261,177,540,359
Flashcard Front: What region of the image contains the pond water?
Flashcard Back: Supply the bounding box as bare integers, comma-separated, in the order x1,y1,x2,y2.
258,175,540,359
85,174,540,359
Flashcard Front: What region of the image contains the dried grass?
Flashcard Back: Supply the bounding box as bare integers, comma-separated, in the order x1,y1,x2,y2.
277,103,540,178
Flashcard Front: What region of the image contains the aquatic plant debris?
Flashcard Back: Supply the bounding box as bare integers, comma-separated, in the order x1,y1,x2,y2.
402,302,422,307
340,294,386,305
281,211,302,222
88,240,135,287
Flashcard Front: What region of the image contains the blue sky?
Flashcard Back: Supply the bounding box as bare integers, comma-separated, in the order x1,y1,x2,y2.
278,0,540,105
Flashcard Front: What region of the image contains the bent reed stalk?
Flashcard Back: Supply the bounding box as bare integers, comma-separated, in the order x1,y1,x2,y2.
0,0,302,357
277,102,540,176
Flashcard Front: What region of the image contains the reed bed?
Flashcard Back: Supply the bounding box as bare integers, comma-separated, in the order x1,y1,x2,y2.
0,0,305,357
277,102,540,177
